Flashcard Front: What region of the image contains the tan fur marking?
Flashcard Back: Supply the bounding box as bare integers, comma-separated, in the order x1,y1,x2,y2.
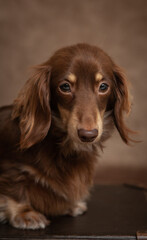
68,73,76,83
97,111,103,140
95,72,103,82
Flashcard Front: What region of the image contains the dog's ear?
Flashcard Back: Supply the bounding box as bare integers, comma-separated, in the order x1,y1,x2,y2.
12,65,51,149
112,64,134,144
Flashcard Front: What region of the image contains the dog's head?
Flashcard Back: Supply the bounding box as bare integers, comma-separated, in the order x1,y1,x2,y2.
12,43,133,149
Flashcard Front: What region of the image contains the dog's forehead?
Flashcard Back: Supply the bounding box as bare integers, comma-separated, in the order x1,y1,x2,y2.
68,64,92,83
71,50,114,79
50,45,114,84
68,56,109,83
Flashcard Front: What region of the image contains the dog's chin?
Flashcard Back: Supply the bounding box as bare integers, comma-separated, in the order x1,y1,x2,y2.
68,134,102,153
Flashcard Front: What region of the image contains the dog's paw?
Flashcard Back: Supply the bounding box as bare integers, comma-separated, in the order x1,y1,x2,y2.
10,210,50,229
68,201,87,217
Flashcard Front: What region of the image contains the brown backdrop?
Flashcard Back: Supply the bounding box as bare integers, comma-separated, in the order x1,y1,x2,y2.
0,0,147,186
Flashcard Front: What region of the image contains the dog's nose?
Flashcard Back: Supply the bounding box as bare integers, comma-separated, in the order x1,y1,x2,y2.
78,129,98,142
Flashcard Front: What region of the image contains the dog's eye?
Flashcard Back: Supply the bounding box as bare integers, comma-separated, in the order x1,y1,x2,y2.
99,83,109,92
59,83,71,92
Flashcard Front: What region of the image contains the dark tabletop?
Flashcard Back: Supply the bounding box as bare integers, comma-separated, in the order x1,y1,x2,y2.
0,185,147,240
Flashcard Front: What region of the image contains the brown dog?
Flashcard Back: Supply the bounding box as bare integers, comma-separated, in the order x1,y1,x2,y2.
0,43,133,229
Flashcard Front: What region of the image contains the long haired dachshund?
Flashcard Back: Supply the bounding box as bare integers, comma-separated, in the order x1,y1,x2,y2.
0,43,134,229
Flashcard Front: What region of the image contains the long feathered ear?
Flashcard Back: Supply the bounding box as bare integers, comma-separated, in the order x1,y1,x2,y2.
112,64,135,144
12,65,51,149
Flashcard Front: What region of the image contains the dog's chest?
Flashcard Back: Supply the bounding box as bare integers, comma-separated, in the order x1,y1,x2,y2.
28,164,94,216
54,153,96,199
26,149,97,215
36,161,94,200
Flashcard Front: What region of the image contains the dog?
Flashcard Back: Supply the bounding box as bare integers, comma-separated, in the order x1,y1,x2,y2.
0,43,134,229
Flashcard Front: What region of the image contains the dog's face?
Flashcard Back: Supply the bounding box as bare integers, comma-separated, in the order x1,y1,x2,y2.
12,44,132,149
50,45,115,145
